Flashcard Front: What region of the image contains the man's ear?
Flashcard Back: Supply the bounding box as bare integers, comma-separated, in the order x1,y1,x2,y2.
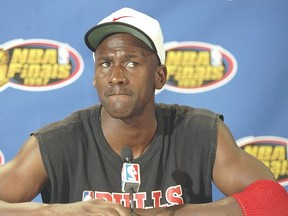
155,65,167,90
93,79,96,88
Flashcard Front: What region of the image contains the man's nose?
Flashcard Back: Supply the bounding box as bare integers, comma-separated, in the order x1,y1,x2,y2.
108,65,128,85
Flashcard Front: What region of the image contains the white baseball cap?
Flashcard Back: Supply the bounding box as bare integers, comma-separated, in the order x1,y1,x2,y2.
84,7,166,64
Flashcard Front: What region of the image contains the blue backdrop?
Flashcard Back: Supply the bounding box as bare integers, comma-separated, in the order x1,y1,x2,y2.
1,0,287,202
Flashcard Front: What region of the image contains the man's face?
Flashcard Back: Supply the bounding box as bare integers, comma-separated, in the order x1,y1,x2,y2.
94,33,163,120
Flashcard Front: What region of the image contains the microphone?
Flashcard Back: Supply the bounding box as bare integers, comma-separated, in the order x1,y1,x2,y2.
121,146,141,211
121,146,133,163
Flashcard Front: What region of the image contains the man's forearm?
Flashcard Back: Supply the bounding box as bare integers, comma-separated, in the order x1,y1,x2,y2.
0,199,134,216
1,198,241,216
134,180,288,216
133,197,243,216
0,200,49,216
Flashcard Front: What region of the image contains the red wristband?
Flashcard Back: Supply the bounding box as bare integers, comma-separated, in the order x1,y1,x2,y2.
232,180,288,216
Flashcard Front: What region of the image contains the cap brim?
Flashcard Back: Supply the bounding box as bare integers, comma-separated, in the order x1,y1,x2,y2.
84,22,157,53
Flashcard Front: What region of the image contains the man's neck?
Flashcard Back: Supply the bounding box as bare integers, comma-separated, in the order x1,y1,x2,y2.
100,108,157,159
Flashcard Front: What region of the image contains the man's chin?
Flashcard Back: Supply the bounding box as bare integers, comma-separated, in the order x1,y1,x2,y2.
104,106,131,119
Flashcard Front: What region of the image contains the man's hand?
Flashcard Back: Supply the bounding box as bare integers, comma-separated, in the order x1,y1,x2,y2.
47,199,133,216
0,199,133,216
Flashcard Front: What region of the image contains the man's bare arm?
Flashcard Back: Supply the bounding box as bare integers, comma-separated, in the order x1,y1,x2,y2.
134,119,280,216
0,135,48,202
0,199,133,216
0,136,133,216
212,119,275,195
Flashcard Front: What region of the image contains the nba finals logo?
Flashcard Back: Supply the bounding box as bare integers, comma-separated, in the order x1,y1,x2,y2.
163,41,237,94
0,48,9,87
0,39,84,92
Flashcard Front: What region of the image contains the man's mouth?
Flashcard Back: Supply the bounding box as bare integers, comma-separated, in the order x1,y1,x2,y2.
105,88,132,97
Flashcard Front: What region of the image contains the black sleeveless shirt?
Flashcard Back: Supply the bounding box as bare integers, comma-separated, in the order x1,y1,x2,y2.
33,104,222,208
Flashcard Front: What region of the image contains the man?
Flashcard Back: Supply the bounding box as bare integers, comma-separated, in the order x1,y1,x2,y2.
0,7,287,216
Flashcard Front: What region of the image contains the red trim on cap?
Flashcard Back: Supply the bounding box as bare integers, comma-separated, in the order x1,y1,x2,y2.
112,16,132,22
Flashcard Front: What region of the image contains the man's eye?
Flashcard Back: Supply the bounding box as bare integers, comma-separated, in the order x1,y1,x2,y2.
125,61,138,68
101,62,110,67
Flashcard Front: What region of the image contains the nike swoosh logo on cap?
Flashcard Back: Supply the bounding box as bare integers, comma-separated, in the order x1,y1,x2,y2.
112,16,132,22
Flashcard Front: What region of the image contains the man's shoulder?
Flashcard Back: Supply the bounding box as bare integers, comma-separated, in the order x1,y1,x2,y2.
156,103,222,120
34,105,100,135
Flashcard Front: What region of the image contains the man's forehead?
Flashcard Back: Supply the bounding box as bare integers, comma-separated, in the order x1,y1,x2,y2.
95,33,155,54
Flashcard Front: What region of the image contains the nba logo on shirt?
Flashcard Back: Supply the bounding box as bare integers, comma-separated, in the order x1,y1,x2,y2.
121,162,141,192
82,191,94,201
125,163,140,181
